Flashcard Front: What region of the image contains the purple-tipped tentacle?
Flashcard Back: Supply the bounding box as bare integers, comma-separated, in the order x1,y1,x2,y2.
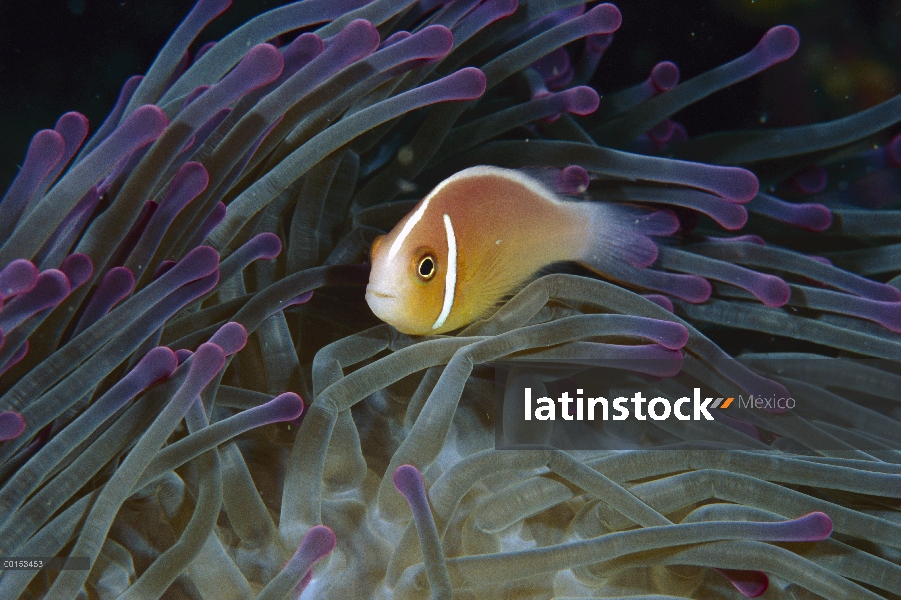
532,48,570,87
153,260,177,280
58,253,92,290
254,21,380,123
382,31,412,49
182,85,211,109
558,165,590,194
443,85,599,151
714,569,769,598
209,68,487,250
533,85,600,123
648,61,681,93
161,0,372,104
600,61,680,119
749,512,833,542
218,232,281,285
393,464,452,599
594,26,799,146
788,165,828,195
282,32,325,75
617,184,748,231
194,41,217,63
658,247,791,308
260,392,305,424
77,75,143,160
574,33,614,84
691,241,901,302
643,294,674,312
0,130,66,238
208,322,248,356
748,194,832,231
256,525,336,598
124,0,233,114
178,43,283,128
610,262,713,303
0,105,168,267
745,25,801,71
0,346,177,519
484,4,622,90
377,24,456,77
0,411,26,442
291,525,337,592
0,270,71,334
124,162,209,277
72,268,136,336
559,86,600,116
467,140,760,202
0,260,39,301
27,112,91,210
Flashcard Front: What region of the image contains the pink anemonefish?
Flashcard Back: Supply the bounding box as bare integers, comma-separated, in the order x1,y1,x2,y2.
366,165,679,335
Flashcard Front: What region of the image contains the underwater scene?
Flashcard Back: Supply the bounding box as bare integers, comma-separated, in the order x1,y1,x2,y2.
1,0,901,598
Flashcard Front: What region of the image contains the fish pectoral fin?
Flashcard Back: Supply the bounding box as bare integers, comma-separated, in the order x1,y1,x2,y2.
370,234,385,263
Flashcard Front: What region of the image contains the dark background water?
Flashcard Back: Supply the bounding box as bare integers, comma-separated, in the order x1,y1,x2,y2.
1,0,899,194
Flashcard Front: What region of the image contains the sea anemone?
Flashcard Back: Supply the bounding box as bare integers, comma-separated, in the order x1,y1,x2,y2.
1,0,900,598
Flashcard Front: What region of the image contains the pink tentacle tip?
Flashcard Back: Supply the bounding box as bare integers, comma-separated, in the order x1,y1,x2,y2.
585,4,622,34
562,86,600,116
250,232,283,260
0,411,26,442
757,275,791,308
286,290,314,308
208,322,248,356
0,259,38,300
715,568,769,598
650,61,680,92
887,132,901,167
191,342,227,381
137,346,179,384
788,511,833,541
293,524,337,590
789,165,827,195
272,392,305,423
393,464,425,499
59,253,93,289
756,25,800,65
642,294,674,312
559,165,590,194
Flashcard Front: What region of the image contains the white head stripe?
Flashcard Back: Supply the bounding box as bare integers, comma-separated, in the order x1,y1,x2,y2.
432,214,456,330
388,197,431,260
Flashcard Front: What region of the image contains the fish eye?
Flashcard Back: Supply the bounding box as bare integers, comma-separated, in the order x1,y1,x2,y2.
417,255,436,280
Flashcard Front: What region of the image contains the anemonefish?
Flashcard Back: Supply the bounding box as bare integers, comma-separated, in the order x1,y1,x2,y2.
365,165,679,335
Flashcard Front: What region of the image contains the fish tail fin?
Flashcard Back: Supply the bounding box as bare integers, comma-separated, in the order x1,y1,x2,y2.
576,201,712,303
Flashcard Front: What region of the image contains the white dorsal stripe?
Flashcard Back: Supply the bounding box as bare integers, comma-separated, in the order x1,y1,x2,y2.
388,196,431,260
432,213,456,330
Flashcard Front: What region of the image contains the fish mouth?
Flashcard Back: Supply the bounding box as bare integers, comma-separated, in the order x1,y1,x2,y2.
366,288,395,300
